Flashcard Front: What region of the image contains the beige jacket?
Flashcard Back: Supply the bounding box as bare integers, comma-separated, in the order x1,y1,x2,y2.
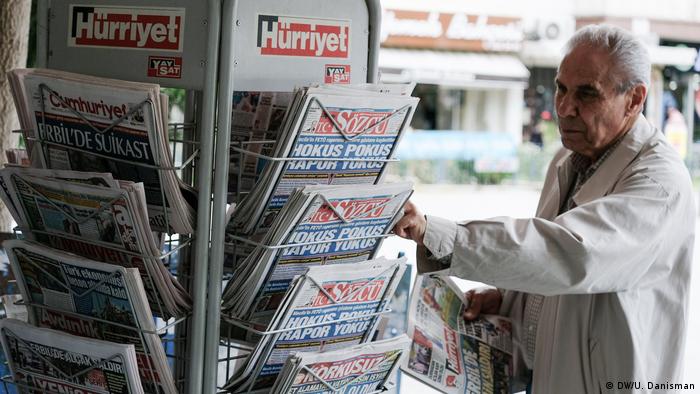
419,115,695,393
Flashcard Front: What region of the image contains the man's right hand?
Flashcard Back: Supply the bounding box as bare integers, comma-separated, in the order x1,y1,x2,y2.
463,287,502,320
393,200,427,246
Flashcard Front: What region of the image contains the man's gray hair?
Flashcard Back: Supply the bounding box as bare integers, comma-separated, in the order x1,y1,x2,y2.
563,24,651,93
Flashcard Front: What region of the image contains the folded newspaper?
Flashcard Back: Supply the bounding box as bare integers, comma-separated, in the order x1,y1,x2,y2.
0,167,191,318
8,68,195,234
402,275,512,394
228,83,418,235
0,318,144,393
222,182,412,322
271,335,410,394
5,239,177,393
224,257,407,393
229,91,294,200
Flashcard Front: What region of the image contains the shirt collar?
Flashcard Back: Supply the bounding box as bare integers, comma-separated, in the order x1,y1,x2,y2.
569,133,626,181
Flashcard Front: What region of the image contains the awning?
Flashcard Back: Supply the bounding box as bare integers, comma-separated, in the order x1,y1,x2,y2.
521,41,698,69
379,48,530,89
647,45,697,69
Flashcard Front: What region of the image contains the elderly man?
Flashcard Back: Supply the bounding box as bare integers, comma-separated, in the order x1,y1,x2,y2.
394,25,695,393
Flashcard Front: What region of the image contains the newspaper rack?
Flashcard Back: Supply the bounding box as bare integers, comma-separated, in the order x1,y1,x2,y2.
19,81,200,235
217,262,402,393
7,1,386,392
228,144,401,204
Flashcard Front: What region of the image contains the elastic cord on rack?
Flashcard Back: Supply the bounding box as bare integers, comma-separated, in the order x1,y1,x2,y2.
299,353,401,393
310,97,413,142
222,307,391,337
230,144,399,164
15,295,189,336
23,135,200,172
1,327,127,382
307,263,400,306
14,226,192,261
11,173,125,226
225,232,391,251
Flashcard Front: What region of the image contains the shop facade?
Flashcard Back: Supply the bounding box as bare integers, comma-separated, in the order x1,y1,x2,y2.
379,9,528,173
380,0,700,172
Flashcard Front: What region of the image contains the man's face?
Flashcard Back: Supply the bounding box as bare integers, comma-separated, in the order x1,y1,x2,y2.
555,44,634,159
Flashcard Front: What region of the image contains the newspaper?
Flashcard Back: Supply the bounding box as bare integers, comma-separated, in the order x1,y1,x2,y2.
229,91,293,200
1,294,28,322
0,318,144,393
224,257,407,392
222,182,412,321
402,275,512,394
229,84,418,235
8,68,194,234
271,335,410,394
0,167,191,318
5,149,30,166
5,239,177,393
0,166,117,226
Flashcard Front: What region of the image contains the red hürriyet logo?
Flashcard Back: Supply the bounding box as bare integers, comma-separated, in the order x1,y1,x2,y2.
148,56,182,78
68,5,185,51
257,15,349,58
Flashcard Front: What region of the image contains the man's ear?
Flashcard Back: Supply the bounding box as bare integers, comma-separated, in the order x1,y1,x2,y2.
627,84,647,115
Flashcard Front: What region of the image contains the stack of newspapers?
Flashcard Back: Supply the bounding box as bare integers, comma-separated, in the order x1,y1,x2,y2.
0,167,191,318
223,257,407,392
271,335,410,394
5,240,177,393
0,318,145,393
402,275,513,394
221,182,412,322
8,68,195,234
228,83,418,235
228,91,294,200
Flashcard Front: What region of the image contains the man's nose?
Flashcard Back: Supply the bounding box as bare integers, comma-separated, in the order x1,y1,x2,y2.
557,93,578,118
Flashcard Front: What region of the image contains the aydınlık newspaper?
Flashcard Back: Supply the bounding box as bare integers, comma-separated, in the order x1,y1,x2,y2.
5,239,177,393
224,257,407,392
0,318,144,394
0,167,191,318
402,275,512,394
8,68,194,234
222,182,412,322
228,84,418,235
271,335,410,394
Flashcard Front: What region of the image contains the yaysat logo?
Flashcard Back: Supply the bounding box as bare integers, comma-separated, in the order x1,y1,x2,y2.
68,5,185,51
325,64,350,84
148,56,182,78
257,15,349,58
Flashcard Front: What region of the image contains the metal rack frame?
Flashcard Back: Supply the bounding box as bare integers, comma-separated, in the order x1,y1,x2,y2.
22,1,383,393
205,0,381,394
25,2,219,393
217,261,401,393
202,1,382,392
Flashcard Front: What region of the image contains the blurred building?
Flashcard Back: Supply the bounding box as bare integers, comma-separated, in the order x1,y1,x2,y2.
380,0,700,167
